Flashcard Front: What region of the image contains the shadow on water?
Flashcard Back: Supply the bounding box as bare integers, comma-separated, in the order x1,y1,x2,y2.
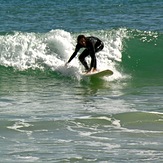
79,76,113,95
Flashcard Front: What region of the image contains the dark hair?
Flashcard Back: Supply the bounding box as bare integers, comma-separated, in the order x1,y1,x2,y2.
77,35,85,43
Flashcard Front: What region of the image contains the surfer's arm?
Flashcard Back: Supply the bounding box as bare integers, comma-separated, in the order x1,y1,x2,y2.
67,51,77,63
67,44,80,64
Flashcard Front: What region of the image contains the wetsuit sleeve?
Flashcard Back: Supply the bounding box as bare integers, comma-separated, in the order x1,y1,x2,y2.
67,44,80,63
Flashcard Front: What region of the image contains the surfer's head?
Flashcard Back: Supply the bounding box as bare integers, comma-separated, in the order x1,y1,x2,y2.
77,35,86,46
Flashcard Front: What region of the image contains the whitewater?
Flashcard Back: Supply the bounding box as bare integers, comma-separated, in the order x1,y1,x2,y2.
0,29,127,81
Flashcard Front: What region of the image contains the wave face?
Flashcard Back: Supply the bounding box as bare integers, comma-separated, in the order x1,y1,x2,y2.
122,29,163,78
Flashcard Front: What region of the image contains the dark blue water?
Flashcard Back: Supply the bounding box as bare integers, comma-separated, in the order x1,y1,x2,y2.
0,0,163,162
1,0,163,33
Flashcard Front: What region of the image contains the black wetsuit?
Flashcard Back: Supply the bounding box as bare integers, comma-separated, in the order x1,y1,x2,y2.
67,36,104,71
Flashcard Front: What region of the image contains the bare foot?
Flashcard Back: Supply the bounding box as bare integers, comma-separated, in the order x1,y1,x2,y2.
90,68,97,73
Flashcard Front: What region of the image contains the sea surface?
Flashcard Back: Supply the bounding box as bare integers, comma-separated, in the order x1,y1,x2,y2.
0,0,163,162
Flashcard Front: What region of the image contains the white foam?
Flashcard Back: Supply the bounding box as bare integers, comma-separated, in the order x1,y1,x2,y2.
7,120,33,135
15,155,39,162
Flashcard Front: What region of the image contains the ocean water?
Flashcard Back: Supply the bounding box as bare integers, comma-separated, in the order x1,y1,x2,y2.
0,0,163,162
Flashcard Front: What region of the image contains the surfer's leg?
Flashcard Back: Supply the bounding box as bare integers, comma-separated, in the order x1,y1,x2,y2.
79,49,90,71
90,52,97,70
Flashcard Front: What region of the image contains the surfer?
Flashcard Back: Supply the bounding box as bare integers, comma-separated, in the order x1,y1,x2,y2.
65,35,104,73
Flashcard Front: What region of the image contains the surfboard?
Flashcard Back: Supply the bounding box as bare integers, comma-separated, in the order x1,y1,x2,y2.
81,69,113,77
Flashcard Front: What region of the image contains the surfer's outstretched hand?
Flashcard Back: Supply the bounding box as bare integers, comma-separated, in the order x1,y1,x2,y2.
65,62,68,67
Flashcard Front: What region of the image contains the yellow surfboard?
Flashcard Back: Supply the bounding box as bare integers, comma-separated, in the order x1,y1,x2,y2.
82,69,113,77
